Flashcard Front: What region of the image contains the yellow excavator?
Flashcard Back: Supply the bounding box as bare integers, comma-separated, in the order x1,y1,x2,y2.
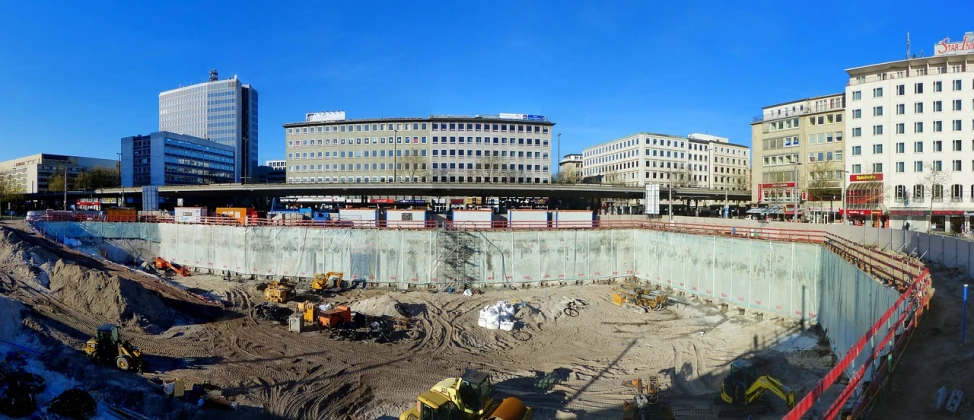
311,271,346,292
400,370,532,420
718,359,795,417
84,324,145,373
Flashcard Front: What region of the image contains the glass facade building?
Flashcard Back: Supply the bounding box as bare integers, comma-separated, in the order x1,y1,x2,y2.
121,131,235,187
158,70,257,182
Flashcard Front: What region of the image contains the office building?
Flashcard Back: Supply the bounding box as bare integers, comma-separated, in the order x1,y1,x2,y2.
258,160,287,184
557,154,584,183
159,69,258,182
282,111,554,184
0,154,118,193
581,132,749,190
750,93,846,220
845,31,974,231
120,131,235,187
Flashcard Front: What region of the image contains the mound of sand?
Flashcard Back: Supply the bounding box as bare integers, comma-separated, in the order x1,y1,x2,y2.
0,228,56,288
0,295,24,340
349,294,404,318
48,259,175,331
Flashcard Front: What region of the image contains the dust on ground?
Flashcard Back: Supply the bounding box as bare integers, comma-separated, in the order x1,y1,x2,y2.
0,221,835,420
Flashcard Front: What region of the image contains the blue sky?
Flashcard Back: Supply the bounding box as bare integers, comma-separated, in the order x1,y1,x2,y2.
0,1,969,166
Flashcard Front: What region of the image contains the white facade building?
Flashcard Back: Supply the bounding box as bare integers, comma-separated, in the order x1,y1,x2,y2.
581,132,749,190
845,31,974,231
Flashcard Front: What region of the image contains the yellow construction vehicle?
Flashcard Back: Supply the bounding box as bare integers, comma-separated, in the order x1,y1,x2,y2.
311,271,346,292
400,370,532,420
612,281,669,312
264,279,295,303
84,324,145,372
718,359,795,417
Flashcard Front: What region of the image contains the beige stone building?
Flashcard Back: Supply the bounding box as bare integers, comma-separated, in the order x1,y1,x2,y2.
0,153,118,194
283,113,554,184
557,154,583,183
750,93,845,220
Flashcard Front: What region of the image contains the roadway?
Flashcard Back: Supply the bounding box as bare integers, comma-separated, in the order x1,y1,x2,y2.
80,182,751,201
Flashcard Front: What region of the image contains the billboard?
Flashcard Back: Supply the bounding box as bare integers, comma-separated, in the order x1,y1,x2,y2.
644,184,660,215
305,111,346,122
499,113,546,121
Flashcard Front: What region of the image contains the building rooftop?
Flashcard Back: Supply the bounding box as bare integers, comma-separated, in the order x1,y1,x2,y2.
283,114,555,128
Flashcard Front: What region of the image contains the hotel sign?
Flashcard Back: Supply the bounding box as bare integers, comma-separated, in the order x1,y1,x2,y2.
935,32,974,56
850,174,883,182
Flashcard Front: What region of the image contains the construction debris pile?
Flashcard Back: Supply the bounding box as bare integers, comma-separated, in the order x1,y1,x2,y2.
0,363,45,418
253,302,292,323
48,388,98,419
478,301,517,331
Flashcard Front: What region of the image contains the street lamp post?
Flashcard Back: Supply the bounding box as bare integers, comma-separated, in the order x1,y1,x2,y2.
117,152,124,208
841,170,849,224
668,170,673,222
793,163,801,223
62,166,68,211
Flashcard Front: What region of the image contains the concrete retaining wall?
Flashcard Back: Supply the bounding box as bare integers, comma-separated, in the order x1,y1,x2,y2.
35,221,903,379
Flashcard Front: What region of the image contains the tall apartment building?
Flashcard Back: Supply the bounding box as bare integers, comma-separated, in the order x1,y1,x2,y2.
0,154,118,193
120,132,235,187
846,31,974,231
159,70,258,182
750,93,846,220
581,132,749,190
282,112,554,184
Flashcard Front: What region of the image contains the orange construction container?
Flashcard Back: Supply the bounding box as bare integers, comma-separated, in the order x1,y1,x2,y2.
215,207,256,225
106,208,137,222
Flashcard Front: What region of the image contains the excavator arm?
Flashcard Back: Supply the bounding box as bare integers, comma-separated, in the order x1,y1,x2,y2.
745,376,795,409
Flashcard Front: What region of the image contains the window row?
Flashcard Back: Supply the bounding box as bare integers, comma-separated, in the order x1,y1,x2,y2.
288,163,548,172
430,122,548,134
286,122,551,135
892,184,974,203
285,176,551,184
289,137,427,147
852,119,969,136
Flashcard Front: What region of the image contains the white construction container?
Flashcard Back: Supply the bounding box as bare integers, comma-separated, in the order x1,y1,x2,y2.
552,210,593,228
452,210,493,229
174,207,206,223
386,209,427,228
339,208,378,227
507,209,549,228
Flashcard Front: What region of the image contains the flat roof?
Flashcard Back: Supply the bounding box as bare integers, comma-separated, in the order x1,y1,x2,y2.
760,92,844,110
283,115,555,128
845,52,974,75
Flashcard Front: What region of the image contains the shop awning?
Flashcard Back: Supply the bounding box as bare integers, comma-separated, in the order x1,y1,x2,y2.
745,208,766,214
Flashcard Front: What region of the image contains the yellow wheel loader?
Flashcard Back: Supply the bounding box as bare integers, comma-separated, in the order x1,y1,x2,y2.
84,324,145,373
400,370,532,420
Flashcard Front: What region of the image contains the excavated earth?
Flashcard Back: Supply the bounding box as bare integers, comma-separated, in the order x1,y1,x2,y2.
0,222,837,420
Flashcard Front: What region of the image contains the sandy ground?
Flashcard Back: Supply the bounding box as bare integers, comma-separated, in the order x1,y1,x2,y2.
0,221,837,420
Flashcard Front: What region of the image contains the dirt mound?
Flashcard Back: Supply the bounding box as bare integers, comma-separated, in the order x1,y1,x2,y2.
349,294,404,318
0,228,56,289
48,259,175,331
0,295,23,340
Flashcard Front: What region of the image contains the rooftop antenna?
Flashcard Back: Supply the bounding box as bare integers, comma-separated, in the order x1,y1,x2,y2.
209,69,218,82
906,32,911,59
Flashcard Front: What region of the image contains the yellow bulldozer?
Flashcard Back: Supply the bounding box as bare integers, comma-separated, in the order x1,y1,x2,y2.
611,280,669,312
718,359,795,417
311,271,347,292
264,279,295,303
84,324,145,372
400,370,532,420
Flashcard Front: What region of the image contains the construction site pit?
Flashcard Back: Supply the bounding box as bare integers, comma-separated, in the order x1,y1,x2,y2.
0,222,840,420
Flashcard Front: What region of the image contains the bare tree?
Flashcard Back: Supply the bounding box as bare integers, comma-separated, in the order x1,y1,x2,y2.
398,152,429,182
553,167,583,184
0,174,24,217
733,168,751,192
47,172,67,192
74,167,120,191
916,161,953,232
671,164,696,188
474,154,520,183
804,161,841,202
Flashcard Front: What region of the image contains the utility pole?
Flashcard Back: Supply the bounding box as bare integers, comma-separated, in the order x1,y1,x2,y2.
668,170,673,222
724,188,728,219
62,166,68,211
793,163,799,223
557,133,561,178
117,152,124,208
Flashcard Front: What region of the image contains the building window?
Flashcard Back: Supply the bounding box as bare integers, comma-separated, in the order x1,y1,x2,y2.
953,79,963,91
873,87,883,98
955,120,963,131
873,144,883,154
934,121,943,132
896,104,905,115
852,109,862,119
852,146,862,156
914,83,924,94
934,140,942,152
896,84,905,95
934,101,943,112
933,160,943,171
896,162,905,173
954,99,963,111
896,123,905,134
915,102,924,113
914,122,924,133
872,125,883,135
914,161,924,172
914,141,924,153
852,164,862,174
954,160,963,171
873,106,883,116
933,81,942,92
895,185,907,201
852,127,862,137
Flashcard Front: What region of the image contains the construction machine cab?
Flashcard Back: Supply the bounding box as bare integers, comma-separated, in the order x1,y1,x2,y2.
457,370,492,414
